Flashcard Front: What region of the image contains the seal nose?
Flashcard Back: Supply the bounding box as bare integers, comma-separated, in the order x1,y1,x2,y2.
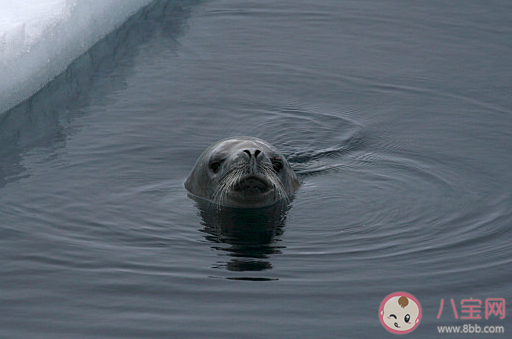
242,149,261,159
242,148,262,174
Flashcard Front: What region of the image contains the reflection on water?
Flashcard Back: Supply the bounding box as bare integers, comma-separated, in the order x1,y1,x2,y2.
0,0,196,188
194,196,290,275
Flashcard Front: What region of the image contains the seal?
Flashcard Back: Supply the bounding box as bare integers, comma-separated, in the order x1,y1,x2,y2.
185,137,300,207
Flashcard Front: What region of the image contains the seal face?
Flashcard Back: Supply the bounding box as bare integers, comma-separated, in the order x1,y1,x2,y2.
185,137,300,207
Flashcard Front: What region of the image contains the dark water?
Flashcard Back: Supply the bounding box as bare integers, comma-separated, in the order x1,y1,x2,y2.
1,0,511,338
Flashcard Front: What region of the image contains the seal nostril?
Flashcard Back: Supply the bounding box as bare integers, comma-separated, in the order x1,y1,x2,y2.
243,149,261,158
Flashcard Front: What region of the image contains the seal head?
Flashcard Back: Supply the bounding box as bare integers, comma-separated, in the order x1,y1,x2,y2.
185,137,299,207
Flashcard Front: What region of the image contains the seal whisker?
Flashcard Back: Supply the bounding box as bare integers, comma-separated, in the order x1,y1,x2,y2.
260,162,290,204
212,166,245,207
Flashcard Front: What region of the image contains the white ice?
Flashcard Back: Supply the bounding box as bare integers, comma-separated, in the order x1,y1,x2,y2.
0,0,153,114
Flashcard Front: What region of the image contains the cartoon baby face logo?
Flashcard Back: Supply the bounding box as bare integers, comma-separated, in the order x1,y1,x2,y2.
379,292,422,334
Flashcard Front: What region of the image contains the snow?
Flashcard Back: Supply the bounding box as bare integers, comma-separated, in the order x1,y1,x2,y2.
0,0,154,114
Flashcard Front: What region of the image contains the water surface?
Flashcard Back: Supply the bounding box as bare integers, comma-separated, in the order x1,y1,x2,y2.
1,0,511,338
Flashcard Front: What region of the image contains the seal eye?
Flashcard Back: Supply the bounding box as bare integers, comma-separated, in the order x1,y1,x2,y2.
272,160,283,173
209,161,223,173
404,314,410,323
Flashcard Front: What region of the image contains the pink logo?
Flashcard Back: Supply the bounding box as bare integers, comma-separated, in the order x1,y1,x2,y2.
379,292,422,334
437,297,506,320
